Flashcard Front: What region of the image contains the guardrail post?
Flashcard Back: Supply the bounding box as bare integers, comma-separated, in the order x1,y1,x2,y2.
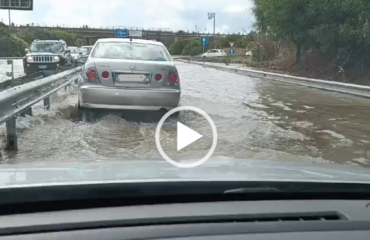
44,96,50,110
5,117,17,150
20,108,32,117
6,59,14,80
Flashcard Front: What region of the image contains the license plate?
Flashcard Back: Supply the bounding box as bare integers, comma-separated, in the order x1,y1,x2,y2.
117,74,146,82
38,65,47,69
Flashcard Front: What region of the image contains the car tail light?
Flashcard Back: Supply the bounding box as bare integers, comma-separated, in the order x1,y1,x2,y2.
168,72,179,83
102,71,109,79
85,67,99,83
87,70,97,81
155,74,162,81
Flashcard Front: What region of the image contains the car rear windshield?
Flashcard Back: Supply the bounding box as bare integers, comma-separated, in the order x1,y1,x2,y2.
81,47,92,53
91,42,171,61
69,48,80,53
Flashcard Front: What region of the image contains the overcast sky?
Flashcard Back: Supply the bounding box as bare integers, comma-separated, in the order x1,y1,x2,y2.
0,0,255,33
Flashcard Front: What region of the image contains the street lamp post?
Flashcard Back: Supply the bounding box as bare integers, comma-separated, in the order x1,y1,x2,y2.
207,12,215,34
8,9,11,31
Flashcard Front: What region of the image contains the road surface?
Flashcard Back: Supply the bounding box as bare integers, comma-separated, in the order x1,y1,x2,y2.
1,61,370,166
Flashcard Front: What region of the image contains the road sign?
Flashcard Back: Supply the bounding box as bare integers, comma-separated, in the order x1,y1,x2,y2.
129,30,142,37
115,29,129,38
201,37,209,46
229,42,235,47
230,49,235,55
0,0,33,10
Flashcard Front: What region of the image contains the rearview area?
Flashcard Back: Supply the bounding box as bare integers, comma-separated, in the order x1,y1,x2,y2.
91,42,171,62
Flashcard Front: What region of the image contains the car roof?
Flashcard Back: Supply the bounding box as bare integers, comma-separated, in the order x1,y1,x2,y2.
81,46,93,48
96,38,164,46
33,40,62,42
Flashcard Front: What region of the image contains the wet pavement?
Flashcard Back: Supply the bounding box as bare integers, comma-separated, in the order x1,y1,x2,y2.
1,61,370,167
0,59,25,82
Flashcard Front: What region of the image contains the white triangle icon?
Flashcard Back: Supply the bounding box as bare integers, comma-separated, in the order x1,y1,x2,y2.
177,122,203,151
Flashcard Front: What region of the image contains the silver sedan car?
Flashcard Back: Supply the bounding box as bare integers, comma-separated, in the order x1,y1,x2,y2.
78,38,181,120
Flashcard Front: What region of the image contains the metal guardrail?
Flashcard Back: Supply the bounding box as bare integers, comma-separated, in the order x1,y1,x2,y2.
0,71,44,91
177,59,370,99
0,57,24,60
0,67,82,150
0,58,76,91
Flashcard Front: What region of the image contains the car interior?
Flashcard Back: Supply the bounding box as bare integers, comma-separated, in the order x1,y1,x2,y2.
0,181,369,240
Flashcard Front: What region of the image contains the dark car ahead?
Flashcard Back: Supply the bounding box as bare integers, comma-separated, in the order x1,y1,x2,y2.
23,40,72,75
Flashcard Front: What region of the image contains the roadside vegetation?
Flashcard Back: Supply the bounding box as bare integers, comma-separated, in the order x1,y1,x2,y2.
170,0,370,85
251,0,370,84
0,23,77,57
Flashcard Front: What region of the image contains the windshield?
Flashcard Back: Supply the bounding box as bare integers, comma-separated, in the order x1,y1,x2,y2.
2,0,370,195
80,47,92,55
29,42,63,53
91,42,171,61
68,48,80,54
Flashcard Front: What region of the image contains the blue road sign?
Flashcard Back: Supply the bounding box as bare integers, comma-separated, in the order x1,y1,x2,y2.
115,29,129,38
201,37,209,46
230,48,235,55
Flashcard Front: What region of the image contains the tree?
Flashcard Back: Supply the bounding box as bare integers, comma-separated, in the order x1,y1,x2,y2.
253,0,370,66
307,0,370,66
0,24,29,57
48,29,76,46
253,0,315,63
169,39,191,55
181,38,203,56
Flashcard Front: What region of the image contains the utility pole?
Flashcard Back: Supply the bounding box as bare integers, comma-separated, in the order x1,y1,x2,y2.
207,12,215,34
8,9,11,31
213,14,215,34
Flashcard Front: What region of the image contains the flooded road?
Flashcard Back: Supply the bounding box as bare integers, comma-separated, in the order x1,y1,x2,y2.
0,59,25,82
1,61,370,167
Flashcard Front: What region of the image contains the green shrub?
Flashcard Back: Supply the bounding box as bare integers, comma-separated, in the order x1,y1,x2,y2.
169,39,191,55
218,34,254,49
248,35,279,62
48,29,76,46
16,28,77,46
181,38,203,56
0,35,29,57
1,26,77,57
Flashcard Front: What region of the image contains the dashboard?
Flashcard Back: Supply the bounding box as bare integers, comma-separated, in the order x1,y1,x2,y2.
1,200,370,239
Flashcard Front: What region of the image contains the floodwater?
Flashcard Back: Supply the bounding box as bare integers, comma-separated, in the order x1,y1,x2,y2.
0,59,25,82
1,61,370,167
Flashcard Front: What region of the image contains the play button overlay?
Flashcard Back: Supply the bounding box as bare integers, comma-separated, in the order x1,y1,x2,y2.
177,122,202,151
155,106,218,169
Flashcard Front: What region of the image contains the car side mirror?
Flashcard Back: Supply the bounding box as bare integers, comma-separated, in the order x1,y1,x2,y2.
25,48,29,53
